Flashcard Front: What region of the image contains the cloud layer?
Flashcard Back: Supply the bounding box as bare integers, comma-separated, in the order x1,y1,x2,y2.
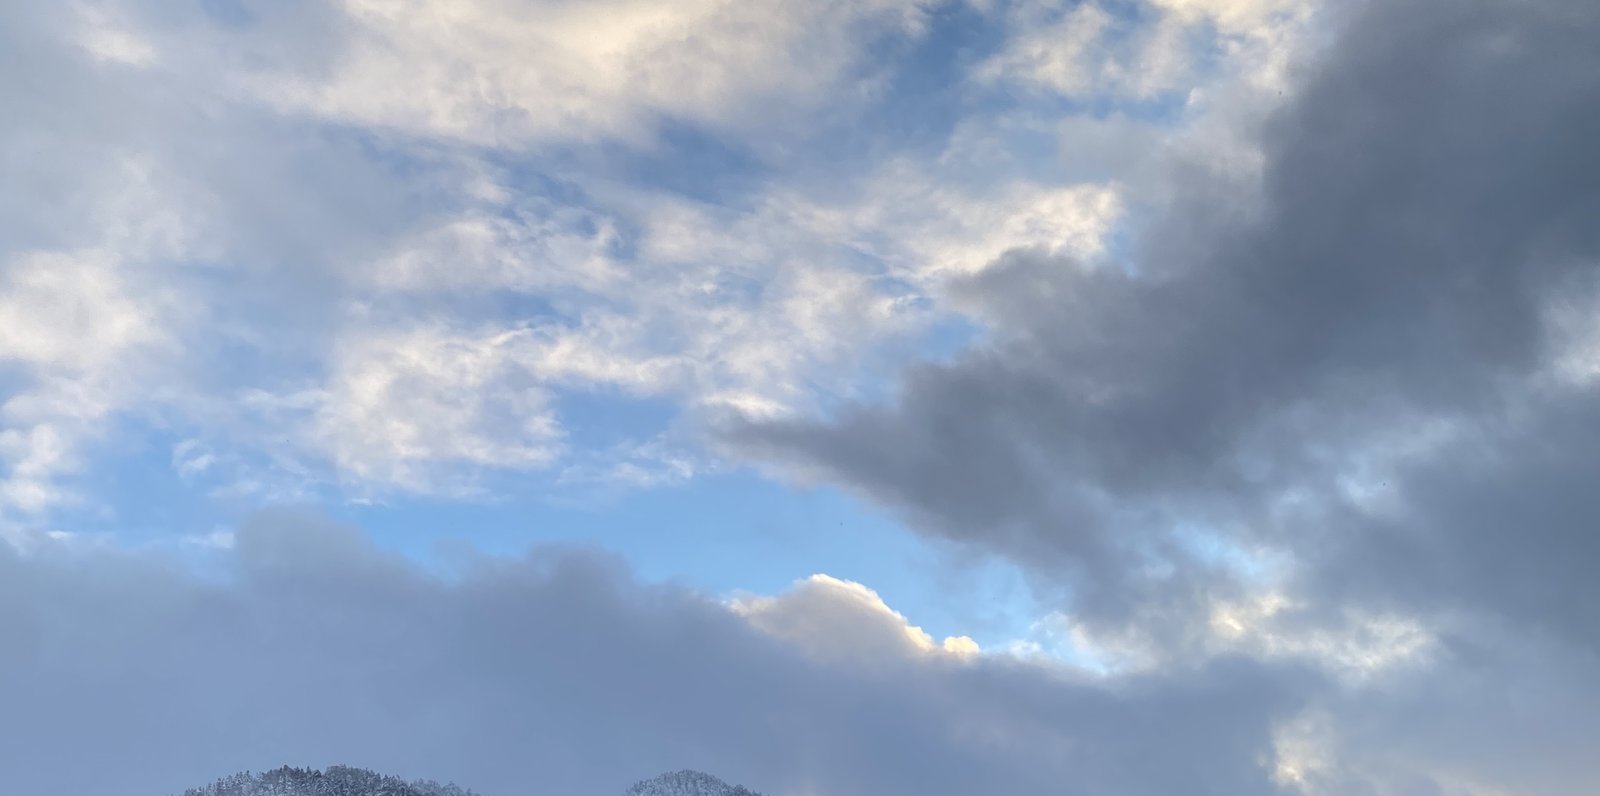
7,0,1600,794
1,514,1302,796
739,0,1600,636
0,0,1292,514
728,0,1600,790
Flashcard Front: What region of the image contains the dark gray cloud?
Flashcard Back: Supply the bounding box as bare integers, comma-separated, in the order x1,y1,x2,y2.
1285,621,1600,795
734,0,1600,637
1317,390,1600,645
0,513,1301,796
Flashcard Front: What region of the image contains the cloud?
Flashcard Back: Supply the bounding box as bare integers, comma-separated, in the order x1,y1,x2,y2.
0,513,1302,796
312,324,564,495
732,573,981,663
74,3,160,67
250,0,932,146
6,0,1289,511
733,2,1600,789
0,166,189,517
5,3,1600,793
978,0,1309,101
9,512,1589,795
2,0,1118,507
736,0,1600,632
0,0,453,514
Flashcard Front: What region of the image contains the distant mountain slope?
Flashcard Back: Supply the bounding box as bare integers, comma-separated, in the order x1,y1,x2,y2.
177,765,479,796
624,770,762,796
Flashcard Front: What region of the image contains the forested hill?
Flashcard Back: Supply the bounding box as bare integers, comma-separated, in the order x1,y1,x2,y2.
177,766,763,796
178,765,479,796
624,770,762,796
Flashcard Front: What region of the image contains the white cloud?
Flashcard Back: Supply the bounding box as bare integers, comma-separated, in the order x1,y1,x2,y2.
978,3,1130,98
1542,275,1600,386
979,0,1311,100
1018,590,1435,683
555,440,702,496
177,150,1118,496
1268,709,1342,793
759,160,1123,285
1150,0,1306,35
0,0,1312,507
75,3,158,67
1204,594,1436,682
0,250,164,372
257,0,932,146
171,439,217,479
312,324,564,494
0,158,191,517
733,573,981,663
355,202,622,296
180,527,236,550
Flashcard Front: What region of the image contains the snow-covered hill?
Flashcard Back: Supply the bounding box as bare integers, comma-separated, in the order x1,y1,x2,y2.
623,770,761,796
175,766,762,796
177,765,478,796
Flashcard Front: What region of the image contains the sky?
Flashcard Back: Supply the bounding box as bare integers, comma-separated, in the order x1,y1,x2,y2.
2,0,1599,794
